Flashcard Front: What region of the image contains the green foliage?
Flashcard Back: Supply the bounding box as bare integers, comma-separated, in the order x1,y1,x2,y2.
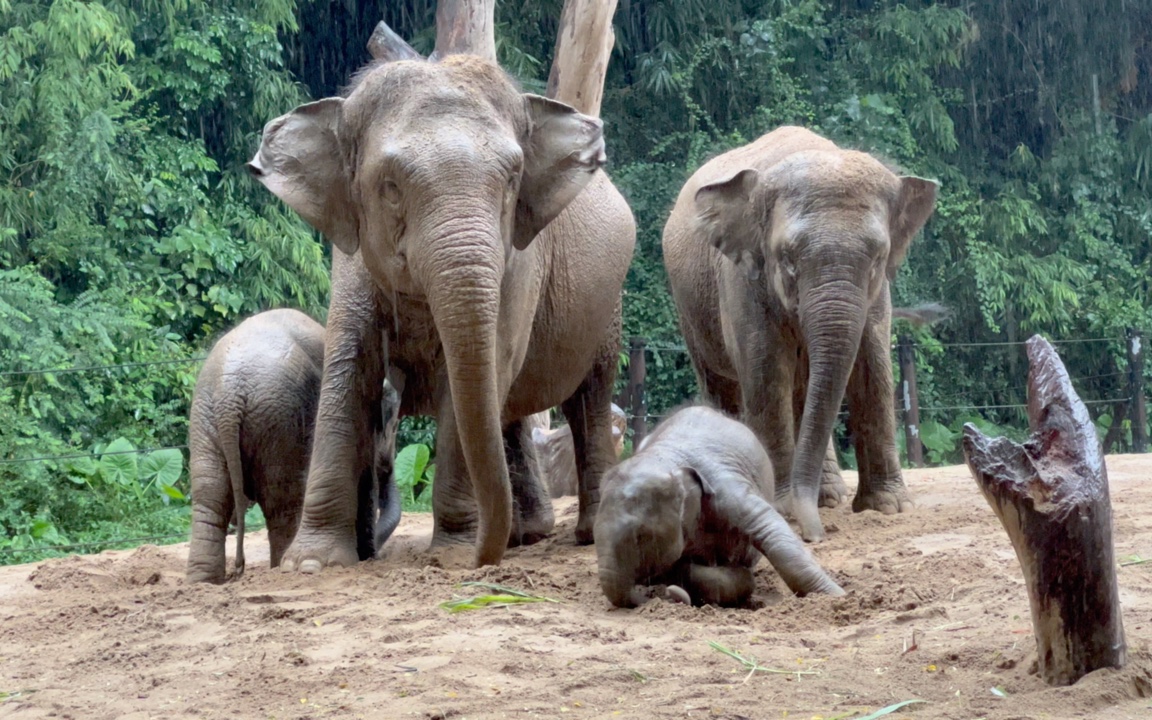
0,0,328,555
394,443,434,512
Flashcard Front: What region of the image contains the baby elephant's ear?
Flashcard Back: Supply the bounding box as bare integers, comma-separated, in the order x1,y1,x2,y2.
694,168,763,279
248,98,360,255
514,94,606,251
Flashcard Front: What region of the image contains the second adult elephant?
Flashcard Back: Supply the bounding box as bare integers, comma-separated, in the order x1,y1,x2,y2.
249,54,635,570
663,126,938,542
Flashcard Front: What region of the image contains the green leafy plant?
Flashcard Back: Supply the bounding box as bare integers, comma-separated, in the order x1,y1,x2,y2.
394,443,434,512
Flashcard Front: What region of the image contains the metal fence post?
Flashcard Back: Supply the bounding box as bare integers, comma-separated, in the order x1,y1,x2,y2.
1127,328,1147,453
897,334,923,466
628,337,647,447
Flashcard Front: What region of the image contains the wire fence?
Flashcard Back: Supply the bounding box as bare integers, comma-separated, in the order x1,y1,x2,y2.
0,331,1146,558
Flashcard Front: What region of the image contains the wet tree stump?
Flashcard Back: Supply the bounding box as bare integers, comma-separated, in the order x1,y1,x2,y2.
962,335,1126,686
367,21,422,63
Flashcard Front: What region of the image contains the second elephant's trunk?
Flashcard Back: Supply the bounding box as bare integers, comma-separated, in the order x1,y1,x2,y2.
792,279,867,542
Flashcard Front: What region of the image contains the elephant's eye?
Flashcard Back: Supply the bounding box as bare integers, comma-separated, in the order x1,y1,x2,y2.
382,179,401,207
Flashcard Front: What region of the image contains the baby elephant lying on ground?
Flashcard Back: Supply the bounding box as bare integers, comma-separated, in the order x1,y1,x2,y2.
594,406,845,607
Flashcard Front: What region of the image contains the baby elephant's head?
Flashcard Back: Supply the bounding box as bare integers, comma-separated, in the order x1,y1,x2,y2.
593,462,700,608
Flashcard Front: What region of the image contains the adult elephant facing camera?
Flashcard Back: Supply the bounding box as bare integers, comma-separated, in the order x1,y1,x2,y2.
663,126,938,543
249,54,635,570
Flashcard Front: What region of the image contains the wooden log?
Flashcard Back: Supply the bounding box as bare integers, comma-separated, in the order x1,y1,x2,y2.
429,0,496,64
546,0,619,116
367,21,423,62
962,335,1126,686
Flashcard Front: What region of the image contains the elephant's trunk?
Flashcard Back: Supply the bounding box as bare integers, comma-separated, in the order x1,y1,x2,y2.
792,277,867,541
415,219,511,568
597,564,644,608
726,486,844,596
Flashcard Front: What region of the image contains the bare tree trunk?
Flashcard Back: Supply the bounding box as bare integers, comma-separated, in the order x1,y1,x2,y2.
962,335,1126,686
546,0,619,116
429,0,496,64
367,21,422,62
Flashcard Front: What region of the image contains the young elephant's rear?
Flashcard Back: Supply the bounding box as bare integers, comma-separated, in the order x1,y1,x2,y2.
186,309,325,584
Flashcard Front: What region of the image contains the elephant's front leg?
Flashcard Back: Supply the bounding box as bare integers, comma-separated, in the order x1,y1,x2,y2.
846,303,912,515
561,331,622,544
280,273,386,573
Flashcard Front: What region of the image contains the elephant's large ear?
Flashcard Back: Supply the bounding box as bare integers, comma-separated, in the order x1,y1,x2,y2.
514,94,606,251
694,169,763,279
887,176,938,280
248,98,360,255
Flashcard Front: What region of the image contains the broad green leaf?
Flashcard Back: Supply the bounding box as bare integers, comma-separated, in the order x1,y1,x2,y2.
141,448,183,487
160,483,186,501
394,443,431,496
100,437,138,486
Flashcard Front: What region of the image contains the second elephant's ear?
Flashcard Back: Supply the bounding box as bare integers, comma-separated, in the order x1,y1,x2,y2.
887,176,938,280
248,98,360,255
694,168,763,279
514,94,607,251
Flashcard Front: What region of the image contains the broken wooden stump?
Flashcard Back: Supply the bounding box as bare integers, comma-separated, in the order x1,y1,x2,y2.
962,334,1126,686
546,0,619,117
367,21,422,63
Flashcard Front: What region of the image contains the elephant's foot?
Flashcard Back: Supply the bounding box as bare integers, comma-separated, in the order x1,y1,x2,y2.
279,529,359,574
508,504,554,548
665,585,692,605
431,524,476,548
852,484,914,515
818,469,849,509
574,503,598,545
793,498,826,543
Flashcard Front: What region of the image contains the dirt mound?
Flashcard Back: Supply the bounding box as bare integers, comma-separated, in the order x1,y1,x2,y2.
3,457,1152,719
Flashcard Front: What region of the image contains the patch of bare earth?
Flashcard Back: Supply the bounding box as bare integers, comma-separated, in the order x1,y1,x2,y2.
4,457,1152,719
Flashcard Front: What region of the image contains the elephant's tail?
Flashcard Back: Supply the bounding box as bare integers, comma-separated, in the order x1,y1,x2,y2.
220,420,247,580
892,302,949,326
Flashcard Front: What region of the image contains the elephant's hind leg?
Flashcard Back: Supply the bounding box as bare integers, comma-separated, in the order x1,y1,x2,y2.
697,366,741,416
186,447,234,585
506,418,555,547
561,331,622,545
430,407,555,549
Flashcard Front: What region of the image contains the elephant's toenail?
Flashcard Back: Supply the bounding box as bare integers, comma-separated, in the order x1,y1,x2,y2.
300,559,322,574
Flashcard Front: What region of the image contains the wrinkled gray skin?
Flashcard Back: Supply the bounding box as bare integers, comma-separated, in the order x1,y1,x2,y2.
186,310,402,585
663,126,938,543
249,54,635,570
594,406,844,608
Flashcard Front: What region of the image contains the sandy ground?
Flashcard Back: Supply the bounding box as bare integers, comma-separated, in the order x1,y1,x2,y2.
3,457,1152,720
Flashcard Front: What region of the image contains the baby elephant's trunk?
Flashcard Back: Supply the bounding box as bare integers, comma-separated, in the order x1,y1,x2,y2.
716,482,844,596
